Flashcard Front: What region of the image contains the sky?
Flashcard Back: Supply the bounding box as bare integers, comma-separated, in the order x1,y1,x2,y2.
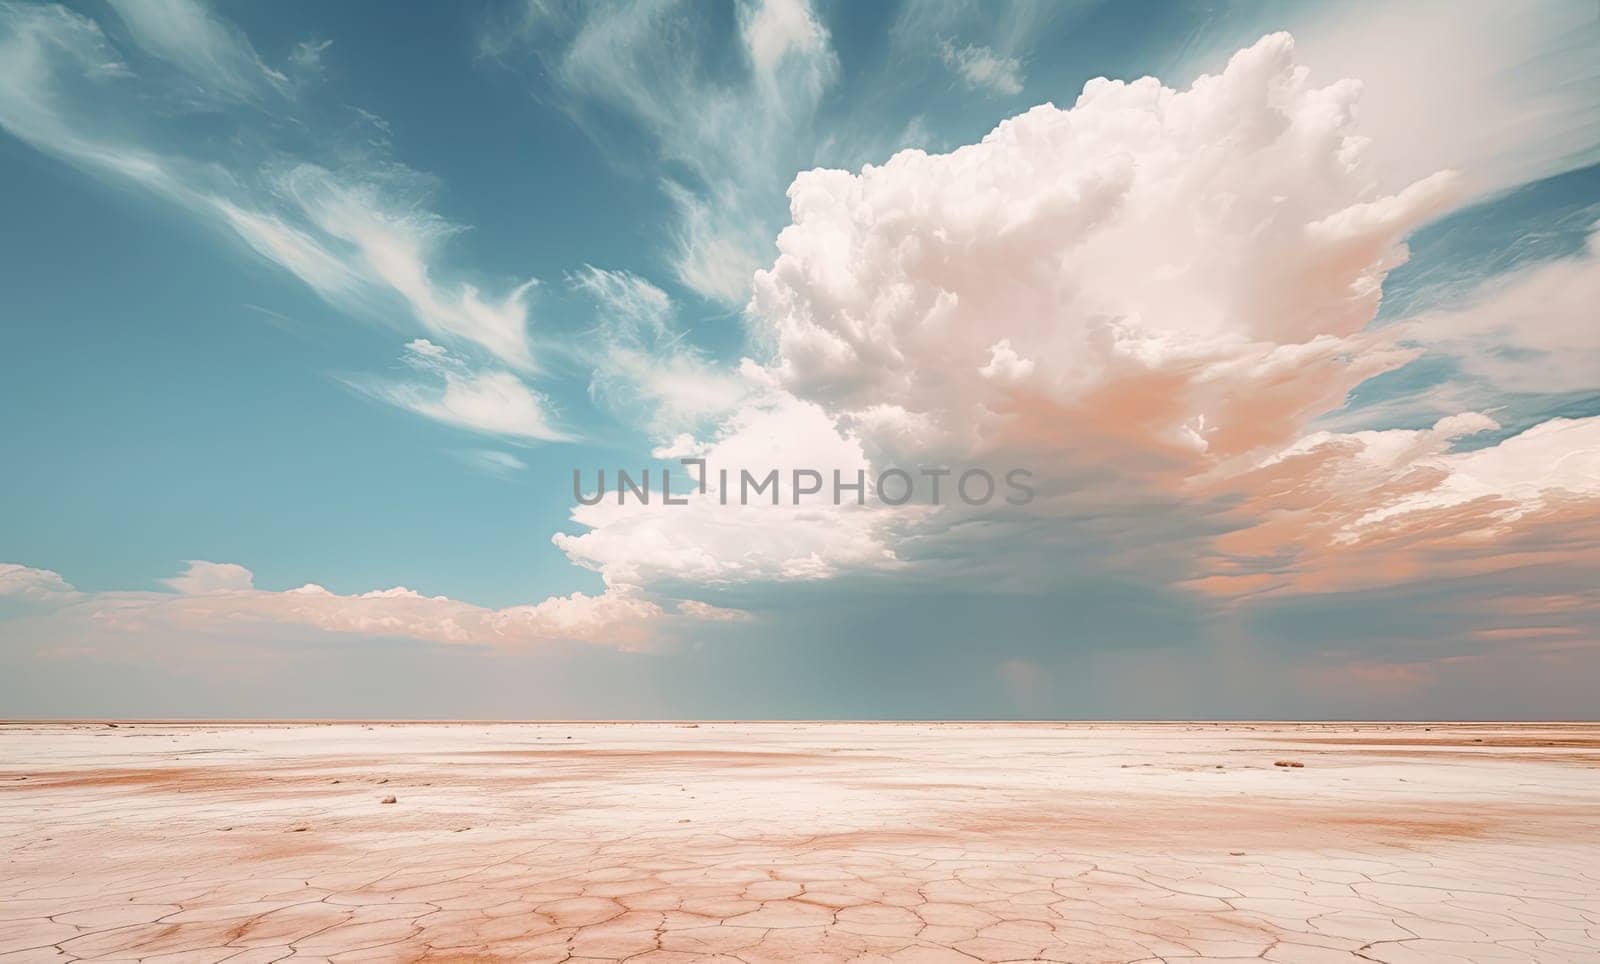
2,0,1598,720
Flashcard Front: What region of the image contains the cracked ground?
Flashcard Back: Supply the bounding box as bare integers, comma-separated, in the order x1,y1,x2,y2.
1,722,1598,962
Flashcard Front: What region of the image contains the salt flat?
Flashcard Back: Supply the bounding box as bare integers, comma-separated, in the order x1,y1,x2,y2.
1,722,1597,963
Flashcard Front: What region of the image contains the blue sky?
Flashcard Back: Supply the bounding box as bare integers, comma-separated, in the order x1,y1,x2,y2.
2,0,1598,718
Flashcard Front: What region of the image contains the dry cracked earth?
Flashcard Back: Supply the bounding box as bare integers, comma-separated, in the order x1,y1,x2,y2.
1,722,1598,963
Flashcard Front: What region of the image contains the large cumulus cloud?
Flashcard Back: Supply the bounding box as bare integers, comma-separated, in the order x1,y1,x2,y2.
555,32,1600,619
753,34,1459,469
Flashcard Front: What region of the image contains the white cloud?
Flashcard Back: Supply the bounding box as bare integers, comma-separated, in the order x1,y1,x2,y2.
1350,417,1600,532
891,0,1064,107
0,3,540,370
1401,224,1600,395
554,389,911,588
570,266,751,437
8,560,745,650
212,199,364,300
8,3,1597,655
1192,414,1600,598
1193,0,1600,199
0,563,82,603
456,449,529,477
277,164,540,369
939,40,1023,96
288,38,331,75
675,598,748,621
162,560,255,594
346,339,568,442
742,0,830,81
557,30,1599,605
499,0,838,305
105,0,288,102
570,264,673,333
754,33,1458,469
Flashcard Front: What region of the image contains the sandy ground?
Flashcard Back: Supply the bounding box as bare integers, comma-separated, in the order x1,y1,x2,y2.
1,722,1598,963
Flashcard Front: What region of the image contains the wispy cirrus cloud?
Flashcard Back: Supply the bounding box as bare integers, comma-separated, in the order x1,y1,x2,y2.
0,1,543,372
893,0,1067,99
104,0,289,103
1400,224,1600,397
482,0,1072,310
569,265,750,438
455,448,529,478
938,40,1023,96
343,339,569,442
1181,0,1600,200
485,0,838,305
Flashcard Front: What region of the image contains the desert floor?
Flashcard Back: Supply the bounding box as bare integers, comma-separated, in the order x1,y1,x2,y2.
1,722,1597,963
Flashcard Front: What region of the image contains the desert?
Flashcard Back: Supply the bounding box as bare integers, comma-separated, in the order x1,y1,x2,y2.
1,721,1597,962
